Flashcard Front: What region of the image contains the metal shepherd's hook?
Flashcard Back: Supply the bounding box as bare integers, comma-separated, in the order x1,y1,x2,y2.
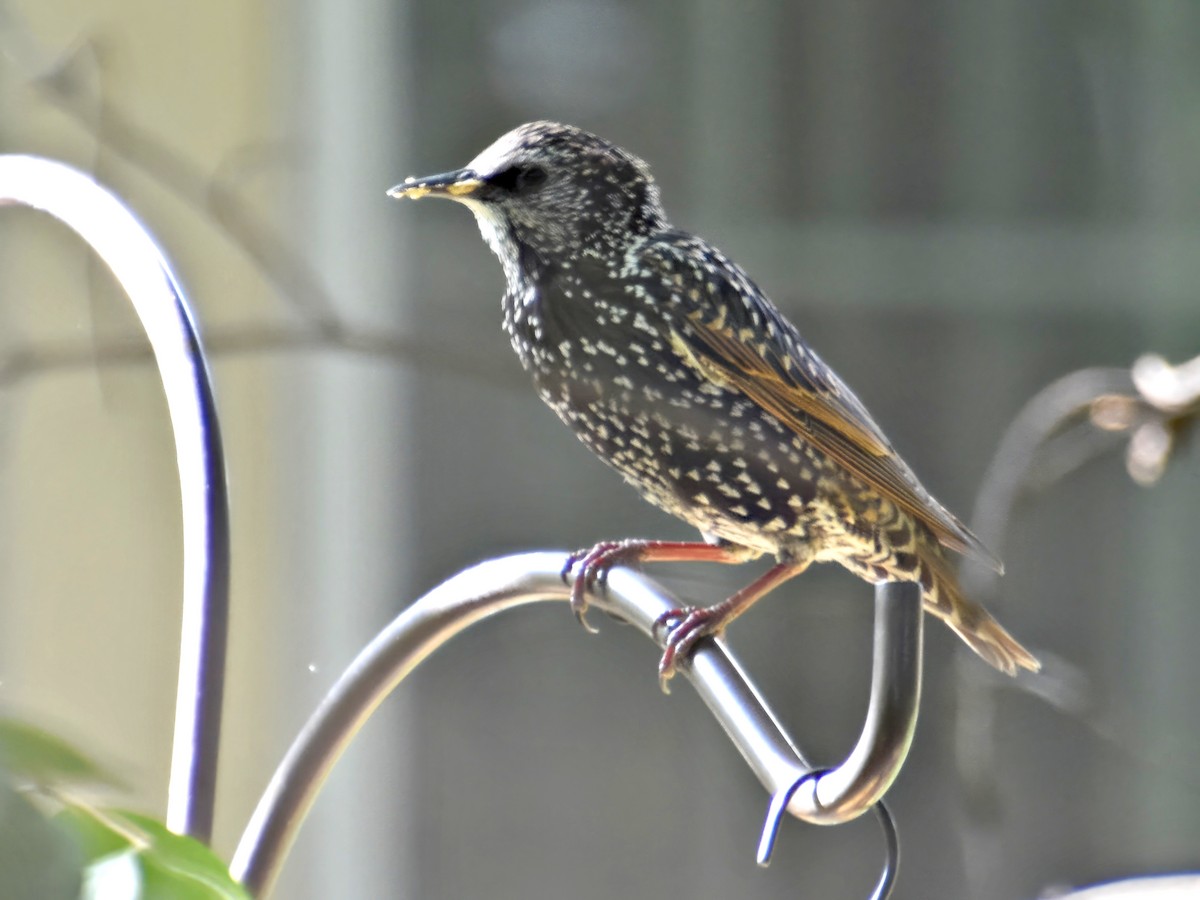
0,155,231,844
231,554,921,898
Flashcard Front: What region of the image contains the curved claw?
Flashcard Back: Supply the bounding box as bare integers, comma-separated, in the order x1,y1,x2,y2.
653,605,721,694
563,540,651,636
559,555,577,584
657,656,678,694
571,592,601,635
560,546,595,584
561,549,600,633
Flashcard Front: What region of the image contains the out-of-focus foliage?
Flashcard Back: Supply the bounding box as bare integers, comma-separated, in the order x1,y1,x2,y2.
0,717,248,900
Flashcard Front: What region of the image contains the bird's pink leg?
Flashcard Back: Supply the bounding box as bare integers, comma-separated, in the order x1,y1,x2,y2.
562,539,760,632
654,560,810,692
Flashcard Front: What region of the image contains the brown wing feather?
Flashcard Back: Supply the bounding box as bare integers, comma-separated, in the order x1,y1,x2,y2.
675,321,1003,573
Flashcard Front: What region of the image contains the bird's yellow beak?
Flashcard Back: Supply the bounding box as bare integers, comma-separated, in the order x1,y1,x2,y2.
387,168,484,201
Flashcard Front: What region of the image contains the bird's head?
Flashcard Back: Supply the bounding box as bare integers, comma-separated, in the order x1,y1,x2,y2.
389,121,667,278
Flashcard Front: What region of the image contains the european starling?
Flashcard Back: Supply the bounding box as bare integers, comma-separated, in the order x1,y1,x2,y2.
390,121,1039,687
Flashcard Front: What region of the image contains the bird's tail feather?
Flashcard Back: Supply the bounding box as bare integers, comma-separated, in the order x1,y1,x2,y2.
920,553,1040,676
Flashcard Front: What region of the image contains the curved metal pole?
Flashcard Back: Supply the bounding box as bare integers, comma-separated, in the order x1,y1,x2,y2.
0,156,231,843
231,552,922,897
962,366,1133,603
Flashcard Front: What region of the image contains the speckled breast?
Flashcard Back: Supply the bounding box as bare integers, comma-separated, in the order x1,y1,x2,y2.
503,269,829,555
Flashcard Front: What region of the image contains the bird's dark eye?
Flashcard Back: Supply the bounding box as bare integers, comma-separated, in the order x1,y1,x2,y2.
518,165,547,190
490,164,548,194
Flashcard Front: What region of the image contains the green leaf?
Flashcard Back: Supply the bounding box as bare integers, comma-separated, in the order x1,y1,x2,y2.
0,769,83,900
0,718,117,789
58,805,250,900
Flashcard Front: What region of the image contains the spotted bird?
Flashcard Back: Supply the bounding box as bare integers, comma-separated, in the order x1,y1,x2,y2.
390,121,1039,687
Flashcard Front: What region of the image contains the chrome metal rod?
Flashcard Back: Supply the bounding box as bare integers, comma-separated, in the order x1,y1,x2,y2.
600,568,923,825
0,156,231,843
231,552,922,897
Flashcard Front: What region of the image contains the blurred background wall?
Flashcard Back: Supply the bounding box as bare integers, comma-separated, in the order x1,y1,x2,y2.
1,1,1198,898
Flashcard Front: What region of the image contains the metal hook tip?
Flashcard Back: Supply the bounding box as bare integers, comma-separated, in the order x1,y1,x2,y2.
757,770,822,866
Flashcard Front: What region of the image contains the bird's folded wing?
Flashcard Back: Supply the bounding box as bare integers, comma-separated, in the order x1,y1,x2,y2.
671,319,1004,574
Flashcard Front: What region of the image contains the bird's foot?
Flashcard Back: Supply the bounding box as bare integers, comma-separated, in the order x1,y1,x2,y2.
561,539,652,633
652,605,726,694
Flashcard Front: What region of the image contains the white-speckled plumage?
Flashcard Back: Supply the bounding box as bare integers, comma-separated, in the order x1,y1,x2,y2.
393,121,1039,676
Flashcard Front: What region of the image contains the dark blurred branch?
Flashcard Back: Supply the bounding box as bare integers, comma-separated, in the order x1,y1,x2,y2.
0,6,519,391
963,366,1133,604
963,352,1199,711
0,9,333,331
0,324,514,391
963,353,1199,609
956,352,1200,897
